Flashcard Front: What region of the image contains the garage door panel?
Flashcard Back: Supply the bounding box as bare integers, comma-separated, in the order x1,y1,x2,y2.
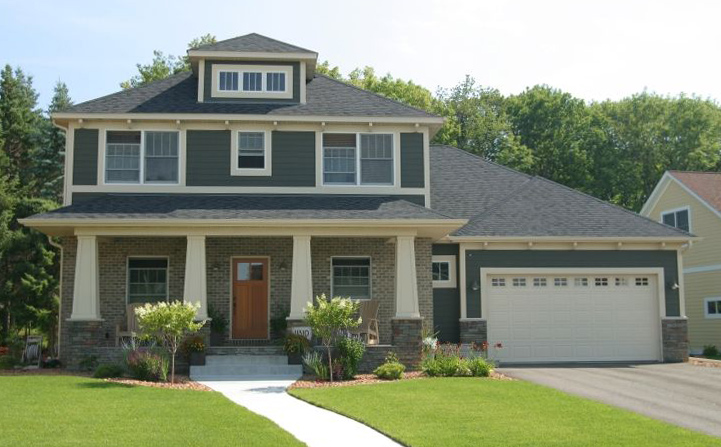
487,272,661,363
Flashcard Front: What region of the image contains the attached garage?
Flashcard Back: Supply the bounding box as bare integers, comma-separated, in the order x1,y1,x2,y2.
483,268,664,363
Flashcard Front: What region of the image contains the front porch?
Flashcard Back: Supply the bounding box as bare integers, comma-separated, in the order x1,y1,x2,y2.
58,234,434,369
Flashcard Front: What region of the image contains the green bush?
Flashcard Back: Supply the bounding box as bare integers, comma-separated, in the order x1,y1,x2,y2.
702,345,719,357
93,363,124,379
422,351,494,378
125,350,169,382
302,351,329,380
374,362,405,380
284,333,311,355
0,355,17,369
78,355,99,372
467,357,494,377
336,336,366,380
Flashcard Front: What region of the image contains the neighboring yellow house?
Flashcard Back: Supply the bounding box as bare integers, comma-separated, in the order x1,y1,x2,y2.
642,171,721,354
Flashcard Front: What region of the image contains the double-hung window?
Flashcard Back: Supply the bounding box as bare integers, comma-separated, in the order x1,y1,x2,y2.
661,208,690,232
105,130,179,184
232,131,271,176
332,257,371,300
323,133,394,186
705,298,721,318
127,258,168,304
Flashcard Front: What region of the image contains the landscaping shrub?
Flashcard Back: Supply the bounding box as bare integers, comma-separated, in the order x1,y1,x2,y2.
302,351,329,380
78,355,99,372
283,333,311,355
93,363,124,379
467,357,494,377
0,355,17,369
336,336,365,380
373,351,405,380
180,335,205,358
125,350,169,382
702,345,719,357
422,343,495,377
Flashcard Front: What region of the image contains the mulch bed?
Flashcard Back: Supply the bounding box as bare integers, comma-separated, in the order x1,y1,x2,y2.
105,375,212,391
289,370,511,389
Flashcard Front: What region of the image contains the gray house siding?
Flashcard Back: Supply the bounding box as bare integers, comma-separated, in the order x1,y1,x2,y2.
186,130,316,187
72,129,98,185
400,133,424,188
464,250,681,318
203,60,301,104
432,244,460,343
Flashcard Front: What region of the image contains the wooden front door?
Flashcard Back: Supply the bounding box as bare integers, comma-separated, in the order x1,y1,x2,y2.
231,258,269,339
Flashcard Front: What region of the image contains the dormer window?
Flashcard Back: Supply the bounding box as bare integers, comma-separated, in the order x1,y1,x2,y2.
212,65,292,99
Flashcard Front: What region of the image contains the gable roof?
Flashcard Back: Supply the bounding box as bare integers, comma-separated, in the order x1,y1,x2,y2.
56,73,439,120
430,145,691,239
191,33,316,55
669,171,721,214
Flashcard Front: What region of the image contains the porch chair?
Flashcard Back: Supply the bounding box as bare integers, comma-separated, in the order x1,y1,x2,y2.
115,303,143,347
349,300,380,345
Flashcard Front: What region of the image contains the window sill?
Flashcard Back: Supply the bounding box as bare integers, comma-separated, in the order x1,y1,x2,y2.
230,168,273,177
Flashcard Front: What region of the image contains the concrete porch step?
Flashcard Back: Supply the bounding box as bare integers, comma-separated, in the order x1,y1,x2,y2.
206,354,290,366
207,346,284,356
191,363,302,379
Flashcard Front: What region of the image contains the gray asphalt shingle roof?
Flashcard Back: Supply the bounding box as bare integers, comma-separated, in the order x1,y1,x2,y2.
30,195,455,221
192,33,316,54
429,145,689,238
60,73,437,118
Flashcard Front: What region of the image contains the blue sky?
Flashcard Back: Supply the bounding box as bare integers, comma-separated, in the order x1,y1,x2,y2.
2,0,720,110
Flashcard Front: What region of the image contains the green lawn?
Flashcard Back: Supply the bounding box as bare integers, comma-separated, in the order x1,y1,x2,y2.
2,375,304,447
290,378,721,447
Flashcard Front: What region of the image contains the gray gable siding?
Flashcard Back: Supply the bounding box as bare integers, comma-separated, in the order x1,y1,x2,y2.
464,250,681,318
432,244,460,342
72,129,98,185
203,60,301,104
186,130,316,187
400,133,424,188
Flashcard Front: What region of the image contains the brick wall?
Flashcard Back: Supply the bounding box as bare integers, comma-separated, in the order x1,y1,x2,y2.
662,318,689,362
460,319,487,345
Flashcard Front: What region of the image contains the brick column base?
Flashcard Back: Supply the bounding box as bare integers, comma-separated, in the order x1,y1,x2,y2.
662,318,689,362
460,319,487,345
64,320,105,368
391,318,423,369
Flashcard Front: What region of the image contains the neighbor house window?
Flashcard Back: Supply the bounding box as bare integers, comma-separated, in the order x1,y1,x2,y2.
127,258,168,304
323,133,394,186
661,208,690,232
432,256,457,288
332,257,371,300
219,71,239,91
238,132,265,169
705,298,721,318
105,130,179,184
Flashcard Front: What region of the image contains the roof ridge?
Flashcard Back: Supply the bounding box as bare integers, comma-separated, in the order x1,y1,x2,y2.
61,71,192,113
192,33,316,54
530,176,693,236
430,144,533,180
669,170,721,175
315,73,440,119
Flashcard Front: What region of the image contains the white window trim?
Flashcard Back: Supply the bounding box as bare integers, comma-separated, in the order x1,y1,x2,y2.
103,129,181,186
125,255,170,305
230,129,272,177
704,297,721,319
330,256,372,301
432,255,457,288
660,206,691,232
212,64,293,99
322,132,396,187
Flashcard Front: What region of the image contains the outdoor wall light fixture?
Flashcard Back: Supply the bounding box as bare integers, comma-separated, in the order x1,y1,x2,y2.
278,260,288,271
470,280,480,291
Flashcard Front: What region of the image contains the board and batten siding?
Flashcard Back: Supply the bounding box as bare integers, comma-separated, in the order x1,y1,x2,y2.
186,130,316,187
464,250,681,318
432,244,460,342
72,129,98,185
400,133,424,188
203,60,301,104
645,179,721,351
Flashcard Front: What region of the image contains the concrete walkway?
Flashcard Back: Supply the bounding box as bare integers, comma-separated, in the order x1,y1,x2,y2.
499,363,721,438
200,377,401,447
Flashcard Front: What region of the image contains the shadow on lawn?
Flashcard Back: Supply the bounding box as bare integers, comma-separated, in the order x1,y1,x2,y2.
76,381,134,389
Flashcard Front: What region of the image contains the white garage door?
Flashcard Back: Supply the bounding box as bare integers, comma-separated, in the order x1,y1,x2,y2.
486,271,662,363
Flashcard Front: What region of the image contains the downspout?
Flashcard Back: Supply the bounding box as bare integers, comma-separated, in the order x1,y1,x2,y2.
47,236,63,359
51,119,69,206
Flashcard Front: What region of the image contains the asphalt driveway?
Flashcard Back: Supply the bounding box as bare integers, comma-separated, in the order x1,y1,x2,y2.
499,363,721,438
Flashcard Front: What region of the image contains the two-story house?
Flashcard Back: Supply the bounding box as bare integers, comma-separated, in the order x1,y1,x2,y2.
642,171,721,354
21,33,692,371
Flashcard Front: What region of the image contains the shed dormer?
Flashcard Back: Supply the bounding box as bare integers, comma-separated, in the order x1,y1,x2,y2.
188,33,318,104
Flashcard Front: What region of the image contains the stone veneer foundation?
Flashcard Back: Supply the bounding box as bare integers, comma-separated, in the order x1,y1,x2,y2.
661,318,689,362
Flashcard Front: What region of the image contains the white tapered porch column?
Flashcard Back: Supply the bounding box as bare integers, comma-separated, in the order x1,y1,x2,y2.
70,235,101,320
289,235,313,320
395,236,420,318
183,235,208,320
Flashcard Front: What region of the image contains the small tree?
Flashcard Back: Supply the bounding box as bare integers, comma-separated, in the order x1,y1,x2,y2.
304,294,360,382
135,301,205,383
